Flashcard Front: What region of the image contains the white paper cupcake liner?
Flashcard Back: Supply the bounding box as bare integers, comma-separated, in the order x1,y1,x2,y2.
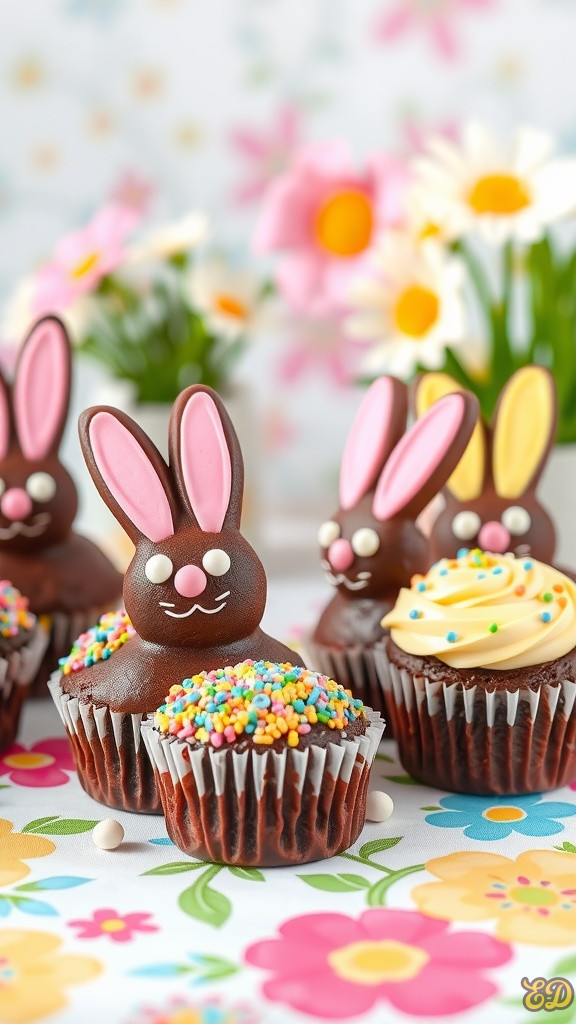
0,625,48,750
374,644,576,795
48,669,161,814
31,598,123,697
302,637,389,720
141,709,385,867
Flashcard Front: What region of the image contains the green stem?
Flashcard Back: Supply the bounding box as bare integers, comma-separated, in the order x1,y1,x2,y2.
339,852,393,875
366,863,426,907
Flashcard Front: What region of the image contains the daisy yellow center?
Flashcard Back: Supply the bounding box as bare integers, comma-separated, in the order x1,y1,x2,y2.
509,886,559,908
468,174,531,215
314,189,374,257
483,806,527,823
394,285,440,338
213,293,248,321
70,251,100,280
328,940,429,986
100,919,126,933
3,752,54,770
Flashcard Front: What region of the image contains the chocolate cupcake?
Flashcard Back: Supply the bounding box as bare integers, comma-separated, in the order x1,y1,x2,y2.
141,660,384,867
50,384,302,814
0,581,48,751
306,378,478,722
0,317,122,695
376,549,576,795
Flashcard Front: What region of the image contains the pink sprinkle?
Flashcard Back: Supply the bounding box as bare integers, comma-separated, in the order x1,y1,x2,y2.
224,726,236,743
517,876,530,885
297,723,311,734
210,732,223,748
272,703,285,715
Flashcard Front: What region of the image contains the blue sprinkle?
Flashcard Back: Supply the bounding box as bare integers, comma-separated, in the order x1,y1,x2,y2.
446,631,458,643
245,723,256,734
204,716,214,732
252,693,271,709
439,569,448,576
253,680,264,691
541,611,552,623
457,548,469,558
205,702,217,714
307,686,321,705
416,583,427,592
293,699,305,713
102,648,111,659
477,572,486,580
524,561,533,570
409,609,421,620
492,567,503,575
215,692,228,704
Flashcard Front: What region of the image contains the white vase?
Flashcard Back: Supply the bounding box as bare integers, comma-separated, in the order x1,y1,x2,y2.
540,443,576,568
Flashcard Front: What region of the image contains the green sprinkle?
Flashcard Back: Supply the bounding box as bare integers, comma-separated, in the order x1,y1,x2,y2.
542,592,553,603
489,623,498,633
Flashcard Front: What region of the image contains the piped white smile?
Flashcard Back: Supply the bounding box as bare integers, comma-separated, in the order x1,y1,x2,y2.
159,591,231,618
321,561,372,590
0,514,51,540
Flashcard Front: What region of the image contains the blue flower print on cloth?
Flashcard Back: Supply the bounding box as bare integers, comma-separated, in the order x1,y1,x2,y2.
425,793,576,841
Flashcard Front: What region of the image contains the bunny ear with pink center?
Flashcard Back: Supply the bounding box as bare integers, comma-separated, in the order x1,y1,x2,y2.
373,391,479,521
170,386,244,532
339,376,407,510
13,317,71,459
80,408,175,544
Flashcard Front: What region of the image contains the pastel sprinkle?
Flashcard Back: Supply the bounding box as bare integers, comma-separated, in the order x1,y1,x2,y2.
542,593,553,603
492,567,503,575
477,573,486,580
409,609,421,620
515,585,526,596
541,611,552,623
154,661,366,750
457,548,469,558
489,623,498,633
446,631,458,643
553,584,564,593
416,583,427,592
59,610,135,674
524,561,533,570
0,581,35,638
439,569,448,576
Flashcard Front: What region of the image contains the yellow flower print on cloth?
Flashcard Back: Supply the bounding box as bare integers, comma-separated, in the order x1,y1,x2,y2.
0,929,101,1023
412,849,576,946
0,819,55,887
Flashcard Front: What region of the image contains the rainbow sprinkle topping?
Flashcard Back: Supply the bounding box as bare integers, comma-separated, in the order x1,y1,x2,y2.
155,661,365,750
59,610,135,674
0,581,34,638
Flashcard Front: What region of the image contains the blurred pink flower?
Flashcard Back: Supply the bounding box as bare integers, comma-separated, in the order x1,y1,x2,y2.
254,141,407,316
373,0,496,61
32,204,140,314
277,308,367,388
68,909,158,944
400,115,460,156
230,105,303,205
245,908,512,1019
0,738,74,787
109,170,156,213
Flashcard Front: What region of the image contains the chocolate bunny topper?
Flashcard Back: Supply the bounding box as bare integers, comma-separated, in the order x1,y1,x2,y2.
0,316,121,617
414,366,558,565
73,384,302,712
311,376,479,648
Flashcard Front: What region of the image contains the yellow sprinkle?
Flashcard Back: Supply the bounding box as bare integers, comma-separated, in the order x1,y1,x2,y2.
287,730,299,747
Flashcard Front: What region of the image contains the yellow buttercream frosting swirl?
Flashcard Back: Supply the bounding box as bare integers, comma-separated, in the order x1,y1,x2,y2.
381,549,576,671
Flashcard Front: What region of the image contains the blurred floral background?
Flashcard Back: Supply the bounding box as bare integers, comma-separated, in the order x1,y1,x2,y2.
2,0,576,565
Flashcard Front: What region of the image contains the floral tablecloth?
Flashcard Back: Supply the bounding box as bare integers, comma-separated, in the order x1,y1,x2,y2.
1,579,576,1024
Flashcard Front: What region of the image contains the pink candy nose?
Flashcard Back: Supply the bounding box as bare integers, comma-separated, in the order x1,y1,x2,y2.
478,521,511,554
1,488,32,522
328,538,354,572
174,564,207,598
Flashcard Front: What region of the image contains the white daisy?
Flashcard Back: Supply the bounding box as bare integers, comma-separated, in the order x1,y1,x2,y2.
346,232,466,378
128,212,209,263
187,258,261,342
412,122,576,245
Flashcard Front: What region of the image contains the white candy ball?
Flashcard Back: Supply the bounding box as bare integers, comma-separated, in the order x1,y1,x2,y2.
365,790,394,823
93,819,125,850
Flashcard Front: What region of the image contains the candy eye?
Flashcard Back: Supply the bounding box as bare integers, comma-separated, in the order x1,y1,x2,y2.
501,505,532,535
452,510,481,540
145,554,173,584
202,548,231,576
351,527,380,557
318,520,340,548
26,472,56,503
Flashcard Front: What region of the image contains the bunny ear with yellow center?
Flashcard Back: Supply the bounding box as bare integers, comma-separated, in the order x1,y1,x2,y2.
492,365,557,498
413,372,485,501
